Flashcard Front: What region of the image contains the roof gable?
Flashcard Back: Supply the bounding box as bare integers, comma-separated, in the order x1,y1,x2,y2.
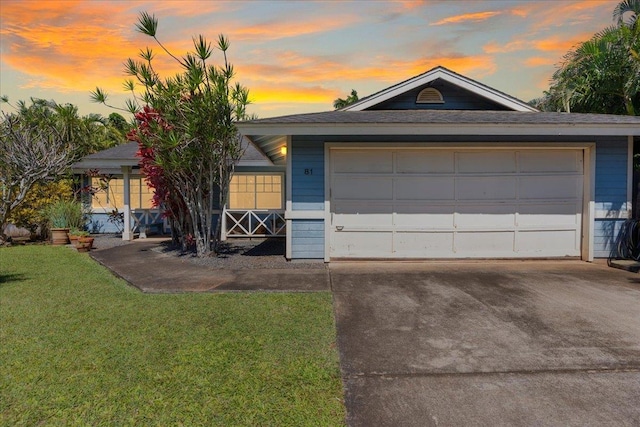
369,78,512,111
343,66,537,112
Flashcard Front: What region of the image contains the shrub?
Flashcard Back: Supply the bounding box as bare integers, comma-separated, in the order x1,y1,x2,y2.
7,179,73,235
43,199,86,232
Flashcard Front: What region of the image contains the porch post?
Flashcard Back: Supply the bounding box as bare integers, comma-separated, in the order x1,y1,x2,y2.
221,205,227,241
122,166,132,241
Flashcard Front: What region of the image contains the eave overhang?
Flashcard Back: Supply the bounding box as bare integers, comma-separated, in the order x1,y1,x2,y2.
239,122,640,137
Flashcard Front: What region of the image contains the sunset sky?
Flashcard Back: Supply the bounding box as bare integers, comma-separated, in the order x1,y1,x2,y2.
0,0,617,119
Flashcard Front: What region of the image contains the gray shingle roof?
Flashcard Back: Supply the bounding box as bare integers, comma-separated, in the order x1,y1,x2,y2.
77,140,271,166
83,141,138,160
239,110,640,126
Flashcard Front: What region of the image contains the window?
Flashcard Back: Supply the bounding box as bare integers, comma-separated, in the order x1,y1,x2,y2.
229,174,283,209
91,177,154,210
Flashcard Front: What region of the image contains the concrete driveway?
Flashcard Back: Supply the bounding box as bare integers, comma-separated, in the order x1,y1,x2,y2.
330,261,640,426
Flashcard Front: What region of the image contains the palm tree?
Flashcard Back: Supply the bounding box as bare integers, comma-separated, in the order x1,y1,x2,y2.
539,0,639,115
333,89,359,110
614,0,639,27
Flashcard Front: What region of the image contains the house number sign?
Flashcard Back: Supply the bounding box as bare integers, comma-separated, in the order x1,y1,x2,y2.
304,168,313,175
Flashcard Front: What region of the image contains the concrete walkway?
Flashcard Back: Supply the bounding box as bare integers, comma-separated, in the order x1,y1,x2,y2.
90,238,329,293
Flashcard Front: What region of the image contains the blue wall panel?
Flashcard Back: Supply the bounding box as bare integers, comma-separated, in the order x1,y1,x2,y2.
594,138,628,257
291,139,325,211
291,219,324,258
88,212,122,234
595,138,628,212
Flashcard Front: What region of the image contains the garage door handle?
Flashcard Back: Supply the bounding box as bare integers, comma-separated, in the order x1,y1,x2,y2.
336,226,344,231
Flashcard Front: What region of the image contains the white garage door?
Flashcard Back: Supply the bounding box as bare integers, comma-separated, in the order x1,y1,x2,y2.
330,148,584,258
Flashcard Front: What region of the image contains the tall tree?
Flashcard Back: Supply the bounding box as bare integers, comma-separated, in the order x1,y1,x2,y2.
534,0,639,115
0,101,81,241
333,89,359,110
92,12,250,256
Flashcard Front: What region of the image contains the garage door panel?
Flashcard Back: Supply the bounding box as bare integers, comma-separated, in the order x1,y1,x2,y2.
519,150,583,173
332,231,392,257
517,230,579,255
394,177,455,200
457,177,517,200
333,202,394,227
396,151,454,173
456,232,515,253
332,177,393,200
333,151,392,173
457,151,516,173
518,203,581,226
395,204,455,228
456,204,516,228
394,232,454,256
519,176,582,199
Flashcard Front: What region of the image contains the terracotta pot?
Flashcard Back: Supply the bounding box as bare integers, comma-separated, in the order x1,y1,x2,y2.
68,233,79,244
76,236,94,252
51,228,70,246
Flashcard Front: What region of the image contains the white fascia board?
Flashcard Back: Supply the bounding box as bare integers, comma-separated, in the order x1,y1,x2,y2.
343,68,537,112
239,123,640,137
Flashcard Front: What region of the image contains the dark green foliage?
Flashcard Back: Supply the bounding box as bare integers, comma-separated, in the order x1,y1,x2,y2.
333,89,359,110
534,0,639,115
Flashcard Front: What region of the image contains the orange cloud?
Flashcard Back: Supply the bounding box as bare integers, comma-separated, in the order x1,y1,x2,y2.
484,32,593,55
524,57,557,67
227,14,361,41
431,11,502,26
521,0,613,30
395,0,427,10
238,51,496,91
483,39,530,54
511,8,529,18
0,0,234,95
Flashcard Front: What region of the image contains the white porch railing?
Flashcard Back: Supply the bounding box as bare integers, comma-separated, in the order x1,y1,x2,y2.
130,209,167,238
222,209,285,239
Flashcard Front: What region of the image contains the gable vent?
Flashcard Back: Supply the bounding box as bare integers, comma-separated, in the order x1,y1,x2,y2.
416,87,444,104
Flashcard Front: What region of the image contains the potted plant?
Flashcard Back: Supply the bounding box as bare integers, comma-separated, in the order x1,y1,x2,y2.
46,200,70,245
75,231,94,252
68,227,82,244
44,199,86,246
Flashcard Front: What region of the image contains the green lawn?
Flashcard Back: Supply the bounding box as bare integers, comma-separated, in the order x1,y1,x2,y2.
0,246,345,426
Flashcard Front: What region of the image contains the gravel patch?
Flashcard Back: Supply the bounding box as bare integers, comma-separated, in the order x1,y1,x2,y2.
153,238,326,270
91,235,324,270
91,234,134,251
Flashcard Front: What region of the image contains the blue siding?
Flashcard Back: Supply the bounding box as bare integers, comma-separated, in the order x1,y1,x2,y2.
291,219,324,258
88,212,122,233
291,140,325,210
594,138,629,257
370,79,510,111
595,138,628,212
594,219,625,258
